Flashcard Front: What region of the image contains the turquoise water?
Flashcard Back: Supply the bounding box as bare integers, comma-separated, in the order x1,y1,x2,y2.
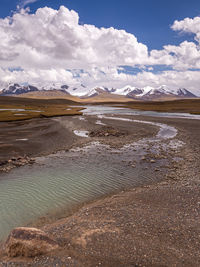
0,142,162,241
0,105,192,241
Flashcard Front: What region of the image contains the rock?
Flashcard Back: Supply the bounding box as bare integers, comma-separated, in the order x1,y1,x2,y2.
29,158,35,164
89,127,126,138
20,158,28,163
5,227,59,258
13,161,24,167
150,159,156,163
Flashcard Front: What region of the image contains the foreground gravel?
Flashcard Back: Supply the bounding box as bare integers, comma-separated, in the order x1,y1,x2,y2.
0,115,199,266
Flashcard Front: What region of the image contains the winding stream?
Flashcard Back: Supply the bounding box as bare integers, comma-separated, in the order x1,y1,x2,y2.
0,106,198,241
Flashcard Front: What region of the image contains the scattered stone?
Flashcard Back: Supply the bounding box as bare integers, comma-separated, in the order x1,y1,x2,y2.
89,127,127,138
0,156,36,173
5,227,59,258
29,158,35,164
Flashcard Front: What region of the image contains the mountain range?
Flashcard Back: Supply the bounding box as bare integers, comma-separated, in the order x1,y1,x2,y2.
0,83,197,100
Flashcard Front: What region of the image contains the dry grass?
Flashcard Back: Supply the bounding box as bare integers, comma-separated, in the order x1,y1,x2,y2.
1,95,199,122
122,98,200,115
0,96,83,122
18,90,82,102
18,91,130,103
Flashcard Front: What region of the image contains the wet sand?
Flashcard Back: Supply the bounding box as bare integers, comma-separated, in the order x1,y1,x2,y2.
0,114,158,172
0,113,200,266
0,118,77,163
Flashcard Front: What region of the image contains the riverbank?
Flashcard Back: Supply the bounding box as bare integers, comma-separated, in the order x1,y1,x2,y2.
0,111,199,266
0,111,158,173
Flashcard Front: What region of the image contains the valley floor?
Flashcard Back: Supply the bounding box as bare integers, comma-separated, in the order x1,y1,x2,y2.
0,112,200,266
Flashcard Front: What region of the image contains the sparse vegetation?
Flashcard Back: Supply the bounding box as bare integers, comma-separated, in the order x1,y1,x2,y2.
0,96,199,122
121,99,200,115
0,96,83,122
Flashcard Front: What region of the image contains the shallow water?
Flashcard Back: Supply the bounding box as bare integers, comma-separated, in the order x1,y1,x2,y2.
74,130,89,137
0,108,26,111
0,105,186,241
82,105,200,119
99,115,177,139
0,109,42,112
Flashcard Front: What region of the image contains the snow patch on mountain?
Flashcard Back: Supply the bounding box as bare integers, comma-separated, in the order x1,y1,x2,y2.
0,82,197,99
0,83,38,95
112,85,137,95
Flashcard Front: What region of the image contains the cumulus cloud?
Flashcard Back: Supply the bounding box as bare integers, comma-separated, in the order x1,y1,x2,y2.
0,68,75,86
149,16,200,71
150,41,200,70
0,6,200,95
0,6,149,70
73,67,200,96
171,16,200,43
136,17,200,81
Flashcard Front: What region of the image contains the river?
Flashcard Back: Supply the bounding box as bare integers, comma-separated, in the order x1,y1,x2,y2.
0,105,199,241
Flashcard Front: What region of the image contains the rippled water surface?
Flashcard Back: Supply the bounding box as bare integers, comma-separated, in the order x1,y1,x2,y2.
0,105,191,241
0,143,163,241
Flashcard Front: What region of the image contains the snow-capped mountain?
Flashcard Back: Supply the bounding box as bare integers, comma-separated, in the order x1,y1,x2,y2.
138,85,176,99
81,87,110,98
176,88,197,98
0,83,110,98
0,83,197,99
111,85,197,99
0,83,39,95
111,85,140,96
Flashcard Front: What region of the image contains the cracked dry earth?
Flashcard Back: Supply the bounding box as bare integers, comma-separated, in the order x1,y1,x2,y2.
0,116,200,267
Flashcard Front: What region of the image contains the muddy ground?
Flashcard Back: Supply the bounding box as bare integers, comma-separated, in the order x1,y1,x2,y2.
0,114,158,172
0,111,199,266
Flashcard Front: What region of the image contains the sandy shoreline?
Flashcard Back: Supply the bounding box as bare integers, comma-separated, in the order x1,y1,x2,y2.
0,112,200,266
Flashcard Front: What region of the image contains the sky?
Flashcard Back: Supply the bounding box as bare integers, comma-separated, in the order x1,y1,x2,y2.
0,0,200,95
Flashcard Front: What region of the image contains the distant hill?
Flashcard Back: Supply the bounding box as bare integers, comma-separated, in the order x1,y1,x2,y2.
17,90,82,102
0,83,197,101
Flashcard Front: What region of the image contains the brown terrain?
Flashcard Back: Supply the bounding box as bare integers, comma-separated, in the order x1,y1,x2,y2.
18,90,130,103
17,90,200,114
123,98,200,114
0,97,199,266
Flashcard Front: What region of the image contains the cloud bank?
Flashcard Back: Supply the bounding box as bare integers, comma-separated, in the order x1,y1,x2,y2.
0,5,200,95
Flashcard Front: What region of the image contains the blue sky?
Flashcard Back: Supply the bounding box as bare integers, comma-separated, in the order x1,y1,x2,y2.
1,0,200,50
0,0,200,94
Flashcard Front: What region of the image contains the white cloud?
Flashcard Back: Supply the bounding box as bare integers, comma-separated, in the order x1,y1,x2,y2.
171,16,200,43
148,16,200,71
0,68,75,86
18,0,39,9
0,6,149,70
74,67,200,96
150,41,200,70
0,6,200,95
